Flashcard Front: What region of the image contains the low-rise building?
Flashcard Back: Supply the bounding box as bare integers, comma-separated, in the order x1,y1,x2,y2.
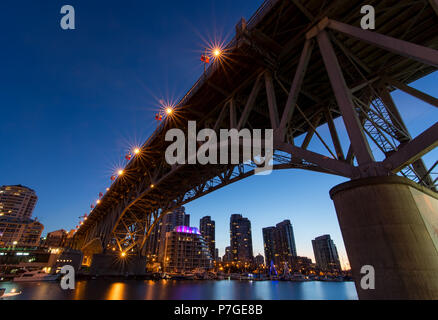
0,216,44,247
254,254,264,266
163,226,213,273
41,229,68,248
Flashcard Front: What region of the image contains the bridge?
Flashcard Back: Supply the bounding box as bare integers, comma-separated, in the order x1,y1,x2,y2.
72,0,438,299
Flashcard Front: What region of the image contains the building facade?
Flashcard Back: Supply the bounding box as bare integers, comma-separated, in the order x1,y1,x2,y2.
254,254,264,266
275,220,297,265
42,229,68,248
230,214,253,263
262,220,297,268
222,246,232,263
200,216,215,259
144,206,190,263
162,226,212,273
312,235,341,271
262,226,276,267
0,185,43,247
0,216,43,247
0,185,37,220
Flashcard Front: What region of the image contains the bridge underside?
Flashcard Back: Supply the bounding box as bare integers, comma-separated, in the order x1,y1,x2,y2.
72,0,438,298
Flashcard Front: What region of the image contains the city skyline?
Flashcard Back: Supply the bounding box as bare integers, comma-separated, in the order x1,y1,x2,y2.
0,181,346,267
1,0,436,273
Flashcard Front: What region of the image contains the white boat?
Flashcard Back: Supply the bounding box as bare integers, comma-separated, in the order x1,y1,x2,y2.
0,288,22,299
13,270,60,282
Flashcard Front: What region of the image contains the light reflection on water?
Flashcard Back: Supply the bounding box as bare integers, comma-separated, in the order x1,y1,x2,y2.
0,280,358,300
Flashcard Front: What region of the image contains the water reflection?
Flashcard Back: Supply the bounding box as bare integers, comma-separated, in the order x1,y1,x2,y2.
106,282,126,300
2,280,358,300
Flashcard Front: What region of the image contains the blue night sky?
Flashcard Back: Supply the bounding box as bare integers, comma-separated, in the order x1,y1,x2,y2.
0,1,436,268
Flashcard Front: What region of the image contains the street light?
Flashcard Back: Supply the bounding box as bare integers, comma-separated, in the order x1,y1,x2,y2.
213,48,222,58
165,107,173,116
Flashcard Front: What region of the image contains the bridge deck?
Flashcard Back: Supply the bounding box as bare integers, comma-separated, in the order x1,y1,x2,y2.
76,0,438,239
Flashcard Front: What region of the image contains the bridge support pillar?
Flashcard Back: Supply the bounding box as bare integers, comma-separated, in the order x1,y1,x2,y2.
89,254,146,277
330,176,438,300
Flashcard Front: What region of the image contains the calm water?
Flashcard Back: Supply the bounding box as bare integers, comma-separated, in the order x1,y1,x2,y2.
1,280,358,300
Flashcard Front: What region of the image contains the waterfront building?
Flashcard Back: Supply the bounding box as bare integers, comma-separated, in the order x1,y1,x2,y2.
199,216,215,259
0,185,37,220
0,216,44,247
263,220,297,268
0,248,83,274
230,214,253,263
0,185,43,248
41,229,68,248
275,220,297,265
262,226,276,267
162,226,213,273
254,253,264,266
144,206,190,263
222,246,232,263
295,256,313,272
312,235,341,271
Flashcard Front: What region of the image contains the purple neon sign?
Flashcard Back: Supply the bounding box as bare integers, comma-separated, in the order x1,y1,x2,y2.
174,226,200,235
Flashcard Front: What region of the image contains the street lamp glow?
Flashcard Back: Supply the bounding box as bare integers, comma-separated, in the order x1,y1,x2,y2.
134,148,140,155
120,252,126,258
213,48,222,57
118,170,124,176
165,107,173,115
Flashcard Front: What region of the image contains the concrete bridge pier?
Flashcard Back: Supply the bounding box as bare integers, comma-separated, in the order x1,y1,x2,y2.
330,176,438,300
89,254,146,277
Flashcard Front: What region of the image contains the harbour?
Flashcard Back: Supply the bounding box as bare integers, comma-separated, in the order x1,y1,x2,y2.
0,279,358,300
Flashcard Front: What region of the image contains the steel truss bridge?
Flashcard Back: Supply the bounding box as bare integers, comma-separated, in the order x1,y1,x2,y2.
73,0,438,260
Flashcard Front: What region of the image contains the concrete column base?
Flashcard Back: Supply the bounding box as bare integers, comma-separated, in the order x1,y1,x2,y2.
89,254,146,276
330,176,438,300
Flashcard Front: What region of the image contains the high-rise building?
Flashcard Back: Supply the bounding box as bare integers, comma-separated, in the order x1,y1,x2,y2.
162,226,212,273
144,207,190,263
200,216,215,259
0,185,43,247
263,220,297,268
262,227,277,266
230,214,253,263
312,235,341,271
275,220,297,265
0,185,38,220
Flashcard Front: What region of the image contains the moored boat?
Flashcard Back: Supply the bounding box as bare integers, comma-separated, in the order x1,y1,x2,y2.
13,270,60,282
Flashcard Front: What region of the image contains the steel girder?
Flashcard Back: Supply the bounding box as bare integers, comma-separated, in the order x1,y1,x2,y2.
73,0,438,256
